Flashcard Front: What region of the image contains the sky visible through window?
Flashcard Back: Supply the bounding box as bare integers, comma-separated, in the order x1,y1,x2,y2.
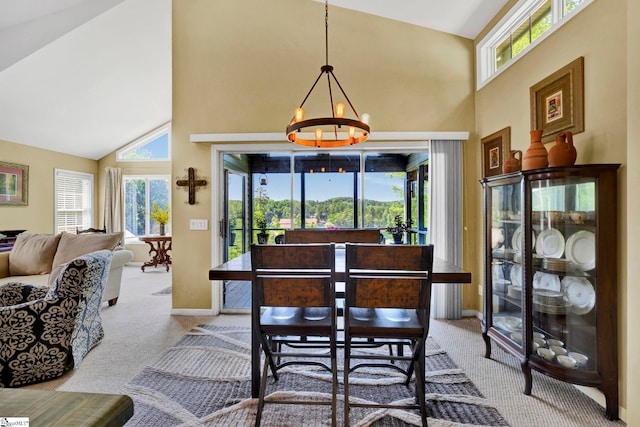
239,172,403,202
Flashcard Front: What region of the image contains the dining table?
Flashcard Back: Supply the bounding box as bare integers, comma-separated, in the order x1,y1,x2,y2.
208,247,472,398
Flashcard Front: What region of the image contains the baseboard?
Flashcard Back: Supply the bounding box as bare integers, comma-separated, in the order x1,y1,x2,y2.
462,309,481,319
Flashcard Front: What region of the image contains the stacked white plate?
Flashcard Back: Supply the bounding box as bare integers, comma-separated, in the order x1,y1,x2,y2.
536,228,565,258
565,230,596,271
562,276,596,315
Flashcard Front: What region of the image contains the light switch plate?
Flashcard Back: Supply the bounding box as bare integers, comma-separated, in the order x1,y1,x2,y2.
190,219,208,230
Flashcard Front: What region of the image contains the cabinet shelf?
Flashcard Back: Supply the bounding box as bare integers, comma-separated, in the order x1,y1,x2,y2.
481,164,620,420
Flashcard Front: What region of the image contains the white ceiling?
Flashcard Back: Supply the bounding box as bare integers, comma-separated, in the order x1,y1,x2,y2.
0,0,506,160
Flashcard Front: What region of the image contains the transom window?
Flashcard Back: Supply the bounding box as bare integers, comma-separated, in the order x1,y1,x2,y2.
477,0,591,89
116,123,171,161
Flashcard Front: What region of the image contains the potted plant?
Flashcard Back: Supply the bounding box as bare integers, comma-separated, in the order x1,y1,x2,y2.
150,202,170,236
386,215,412,244
256,218,268,244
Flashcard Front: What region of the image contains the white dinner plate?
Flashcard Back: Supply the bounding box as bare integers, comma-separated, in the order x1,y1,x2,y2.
493,315,522,333
562,276,596,315
511,226,536,253
510,264,522,288
533,272,561,292
565,230,596,271
535,228,565,258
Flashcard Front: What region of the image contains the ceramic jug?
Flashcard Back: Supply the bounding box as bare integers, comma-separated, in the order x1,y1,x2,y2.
503,150,522,173
548,131,577,167
522,129,548,170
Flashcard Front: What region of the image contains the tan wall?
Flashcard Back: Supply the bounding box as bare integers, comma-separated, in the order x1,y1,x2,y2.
0,139,98,233
172,0,477,311
626,0,639,424
474,0,629,419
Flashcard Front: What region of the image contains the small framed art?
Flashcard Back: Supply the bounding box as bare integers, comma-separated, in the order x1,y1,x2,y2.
530,57,584,143
0,161,29,206
481,127,511,178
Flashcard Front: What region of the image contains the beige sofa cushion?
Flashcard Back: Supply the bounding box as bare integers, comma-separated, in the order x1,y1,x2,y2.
52,232,123,268
9,233,62,275
47,232,123,285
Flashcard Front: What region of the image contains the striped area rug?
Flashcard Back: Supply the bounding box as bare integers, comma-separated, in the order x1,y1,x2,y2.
123,325,508,426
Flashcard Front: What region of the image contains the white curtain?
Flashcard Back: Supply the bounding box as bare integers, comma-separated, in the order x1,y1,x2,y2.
429,140,463,319
104,167,124,234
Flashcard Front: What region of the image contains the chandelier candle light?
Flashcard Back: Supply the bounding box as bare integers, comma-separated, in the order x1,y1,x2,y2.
286,1,370,148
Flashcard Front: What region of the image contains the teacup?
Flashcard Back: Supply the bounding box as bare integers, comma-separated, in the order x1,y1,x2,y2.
557,355,578,369
550,345,568,356
533,332,545,340
570,211,585,223
537,347,555,361
547,339,564,347
569,352,589,367
534,337,547,348
510,332,522,343
546,211,563,222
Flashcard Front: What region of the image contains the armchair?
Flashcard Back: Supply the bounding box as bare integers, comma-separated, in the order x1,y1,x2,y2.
0,250,112,387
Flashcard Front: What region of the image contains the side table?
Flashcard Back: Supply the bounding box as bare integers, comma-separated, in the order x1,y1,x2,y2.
139,235,172,272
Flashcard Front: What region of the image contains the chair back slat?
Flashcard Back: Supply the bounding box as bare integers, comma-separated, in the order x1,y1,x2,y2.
284,229,381,244
252,244,335,308
346,243,434,310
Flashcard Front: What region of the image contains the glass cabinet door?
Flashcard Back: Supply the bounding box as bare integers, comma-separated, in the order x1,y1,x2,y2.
529,176,596,372
488,179,523,349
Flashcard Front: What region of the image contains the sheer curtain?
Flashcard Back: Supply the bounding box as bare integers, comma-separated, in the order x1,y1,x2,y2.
104,167,124,234
429,140,463,319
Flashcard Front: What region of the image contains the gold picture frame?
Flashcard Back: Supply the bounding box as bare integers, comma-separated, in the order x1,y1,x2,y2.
530,56,584,143
481,127,510,178
0,161,29,206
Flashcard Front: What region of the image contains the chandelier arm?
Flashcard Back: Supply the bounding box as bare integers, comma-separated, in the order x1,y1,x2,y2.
328,70,360,118
297,69,327,110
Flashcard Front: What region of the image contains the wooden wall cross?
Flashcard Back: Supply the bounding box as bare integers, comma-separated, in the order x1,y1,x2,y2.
176,167,207,205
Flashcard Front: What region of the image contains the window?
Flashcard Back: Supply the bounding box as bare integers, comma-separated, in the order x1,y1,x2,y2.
55,169,94,234
124,175,170,238
477,0,591,89
116,123,171,161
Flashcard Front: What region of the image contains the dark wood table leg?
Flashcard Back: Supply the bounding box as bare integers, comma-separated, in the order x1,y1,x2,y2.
252,306,260,398
141,241,159,272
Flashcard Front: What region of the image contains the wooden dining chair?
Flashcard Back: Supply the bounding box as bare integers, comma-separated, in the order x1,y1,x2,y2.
343,243,434,427
250,243,338,427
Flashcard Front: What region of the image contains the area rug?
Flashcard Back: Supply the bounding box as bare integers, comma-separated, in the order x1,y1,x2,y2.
122,325,509,426
152,286,172,296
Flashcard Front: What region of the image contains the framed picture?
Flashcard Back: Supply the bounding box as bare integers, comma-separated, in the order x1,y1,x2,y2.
0,161,29,206
481,127,510,178
530,56,584,143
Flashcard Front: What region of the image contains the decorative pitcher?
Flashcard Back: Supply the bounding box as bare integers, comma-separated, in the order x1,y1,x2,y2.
548,131,577,167
503,150,522,174
522,130,548,170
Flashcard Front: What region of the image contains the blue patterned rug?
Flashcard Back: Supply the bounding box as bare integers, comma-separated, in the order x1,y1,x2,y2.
122,325,509,426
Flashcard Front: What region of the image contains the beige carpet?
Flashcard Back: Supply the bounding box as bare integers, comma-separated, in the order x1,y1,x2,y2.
23,264,625,426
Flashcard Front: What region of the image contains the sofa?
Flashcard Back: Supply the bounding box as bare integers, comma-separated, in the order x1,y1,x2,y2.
0,232,134,306
0,250,112,387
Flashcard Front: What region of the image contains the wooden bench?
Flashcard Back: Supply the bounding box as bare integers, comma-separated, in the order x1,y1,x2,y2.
284,229,381,244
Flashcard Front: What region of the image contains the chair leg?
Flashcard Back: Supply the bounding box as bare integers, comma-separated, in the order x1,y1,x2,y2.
331,341,337,427
344,340,350,427
255,353,271,427
413,359,428,427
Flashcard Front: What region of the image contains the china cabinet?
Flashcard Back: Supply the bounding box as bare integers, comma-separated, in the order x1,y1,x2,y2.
480,164,620,420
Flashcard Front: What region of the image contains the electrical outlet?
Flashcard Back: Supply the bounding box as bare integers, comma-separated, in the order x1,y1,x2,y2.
190,219,208,230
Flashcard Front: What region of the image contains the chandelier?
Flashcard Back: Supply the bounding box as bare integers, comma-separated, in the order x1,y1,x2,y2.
286,1,370,148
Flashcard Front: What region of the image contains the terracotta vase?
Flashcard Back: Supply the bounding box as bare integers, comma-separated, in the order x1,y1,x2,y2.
503,150,522,174
548,131,577,167
522,130,548,170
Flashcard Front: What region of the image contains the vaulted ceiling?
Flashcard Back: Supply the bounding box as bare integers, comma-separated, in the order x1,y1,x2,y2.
0,0,506,160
